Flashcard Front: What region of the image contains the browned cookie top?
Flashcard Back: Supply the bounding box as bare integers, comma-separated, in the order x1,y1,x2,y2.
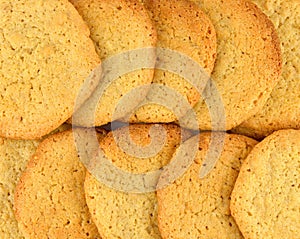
183,0,282,131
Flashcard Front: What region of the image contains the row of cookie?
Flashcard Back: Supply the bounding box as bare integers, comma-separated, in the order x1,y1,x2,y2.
69,0,285,134
1,123,299,238
0,0,213,139
1,0,285,140
69,0,300,139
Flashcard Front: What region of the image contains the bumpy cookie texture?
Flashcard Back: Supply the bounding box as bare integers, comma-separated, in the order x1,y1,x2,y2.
14,129,106,239
69,0,157,126
0,138,39,239
84,124,190,239
232,0,300,139
0,123,71,239
183,0,282,131
0,0,100,139
130,0,217,123
157,133,257,239
231,130,300,239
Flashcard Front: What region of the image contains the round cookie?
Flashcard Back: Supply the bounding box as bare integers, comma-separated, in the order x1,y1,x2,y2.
69,0,157,126
0,124,70,239
129,0,217,123
0,0,100,139
0,137,39,239
232,0,300,139
182,0,282,131
230,129,300,239
157,132,257,239
14,129,106,239
0,123,71,239
84,124,190,239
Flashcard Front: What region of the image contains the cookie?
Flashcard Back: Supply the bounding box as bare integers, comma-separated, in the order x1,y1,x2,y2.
157,132,257,239
14,129,106,238
69,0,157,126
0,123,72,239
182,0,282,131
84,124,191,239
230,129,300,239
0,0,100,139
129,0,217,123
0,138,39,239
232,0,300,139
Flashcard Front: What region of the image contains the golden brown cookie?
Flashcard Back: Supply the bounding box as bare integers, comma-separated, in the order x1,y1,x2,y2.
232,0,300,139
182,0,282,131
0,137,39,239
69,0,157,126
0,123,71,239
231,129,300,239
14,129,106,238
84,124,191,239
157,132,257,239
0,0,100,139
129,0,217,123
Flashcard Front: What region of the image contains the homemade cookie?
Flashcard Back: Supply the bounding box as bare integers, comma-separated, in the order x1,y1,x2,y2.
0,123,71,239
232,0,300,139
0,0,100,139
157,132,257,239
0,138,39,239
129,0,217,123
230,129,300,239
84,124,190,239
69,0,157,126
14,129,106,238
182,0,282,131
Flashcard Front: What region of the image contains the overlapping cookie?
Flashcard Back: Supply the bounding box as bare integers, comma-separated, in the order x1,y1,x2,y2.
0,0,297,238
69,0,157,126
182,0,282,131
129,0,217,123
0,137,39,239
0,0,100,139
157,132,257,239
232,0,300,139
231,130,300,239
14,129,106,238
0,123,70,239
84,124,191,239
